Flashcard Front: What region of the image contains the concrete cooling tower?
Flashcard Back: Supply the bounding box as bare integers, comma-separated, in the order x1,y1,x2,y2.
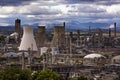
37,26,46,47
19,26,38,51
51,26,65,48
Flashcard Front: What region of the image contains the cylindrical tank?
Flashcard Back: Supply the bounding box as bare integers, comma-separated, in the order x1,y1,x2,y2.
40,47,48,55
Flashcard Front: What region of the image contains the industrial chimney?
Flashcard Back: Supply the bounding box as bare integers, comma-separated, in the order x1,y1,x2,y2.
114,22,116,37
69,32,73,39
109,28,111,38
98,29,102,37
15,19,21,41
77,30,80,37
63,22,65,27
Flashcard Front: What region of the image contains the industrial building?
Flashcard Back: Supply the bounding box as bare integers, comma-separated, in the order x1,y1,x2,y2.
0,19,120,80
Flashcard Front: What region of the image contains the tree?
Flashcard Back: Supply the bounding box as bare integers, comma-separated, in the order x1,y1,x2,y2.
32,71,40,80
77,76,88,80
0,67,32,80
0,67,64,80
0,72,4,80
34,69,64,80
0,35,5,43
18,69,32,80
1,67,21,80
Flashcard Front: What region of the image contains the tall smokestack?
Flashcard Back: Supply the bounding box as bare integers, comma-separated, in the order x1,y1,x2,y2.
63,22,65,27
15,19,21,40
63,22,65,32
77,30,80,35
98,29,103,37
89,26,91,33
77,30,80,46
69,32,73,38
114,22,116,37
109,28,111,37
77,30,80,39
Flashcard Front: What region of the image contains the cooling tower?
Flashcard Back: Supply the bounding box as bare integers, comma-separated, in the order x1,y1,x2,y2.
37,26,46,47
51,26,65,48
19,26,38,51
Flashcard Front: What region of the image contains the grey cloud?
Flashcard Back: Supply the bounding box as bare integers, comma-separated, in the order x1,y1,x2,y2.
95,0,120,5
0,0,36,6
22,9,61,16
64,0,120,5
65,0,95,3
1,0,120,28
76,7,105,13
30,10,61,15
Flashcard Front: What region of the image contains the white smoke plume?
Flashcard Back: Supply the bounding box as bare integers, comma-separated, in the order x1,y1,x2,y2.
109,24,114,28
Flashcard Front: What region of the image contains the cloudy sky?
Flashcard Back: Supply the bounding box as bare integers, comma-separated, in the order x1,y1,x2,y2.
0,0,120,29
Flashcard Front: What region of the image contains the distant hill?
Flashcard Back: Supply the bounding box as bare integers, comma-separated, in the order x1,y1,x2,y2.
0,22,120,33
0,26,14,30
0,26,14,35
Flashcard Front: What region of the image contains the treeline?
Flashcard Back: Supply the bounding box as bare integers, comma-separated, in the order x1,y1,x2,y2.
0,67,88,80
0,67,63,80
